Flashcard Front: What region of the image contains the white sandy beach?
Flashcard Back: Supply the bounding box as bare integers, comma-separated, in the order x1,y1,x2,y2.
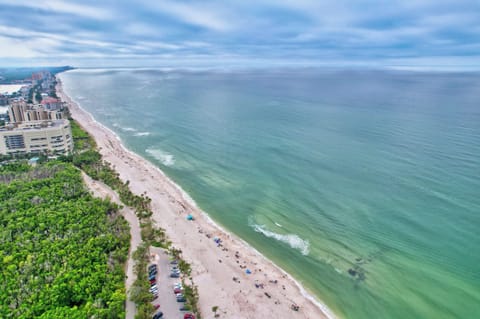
57,79,335,319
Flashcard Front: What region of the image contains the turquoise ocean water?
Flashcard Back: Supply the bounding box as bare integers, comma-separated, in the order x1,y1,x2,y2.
60,69,480,319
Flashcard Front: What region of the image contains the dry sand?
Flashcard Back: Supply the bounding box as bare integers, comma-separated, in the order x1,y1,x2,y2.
57,79,335,319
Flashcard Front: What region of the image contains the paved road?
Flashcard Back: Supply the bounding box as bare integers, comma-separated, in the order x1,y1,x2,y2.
150,247,186,319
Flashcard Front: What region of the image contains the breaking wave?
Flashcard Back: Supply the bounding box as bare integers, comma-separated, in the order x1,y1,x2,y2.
251,223,310,255
146,147,175,166
134,131,151,137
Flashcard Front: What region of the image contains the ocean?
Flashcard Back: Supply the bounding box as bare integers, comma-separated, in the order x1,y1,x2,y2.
59,68,480,319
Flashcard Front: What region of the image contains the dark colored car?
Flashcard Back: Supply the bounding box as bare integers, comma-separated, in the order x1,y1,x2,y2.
176,296,186,302
174,287,183,294
149,270,157,276
152,311,163,319
170,273,180,278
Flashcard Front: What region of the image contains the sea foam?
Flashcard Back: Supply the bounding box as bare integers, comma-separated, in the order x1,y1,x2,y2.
251,223,310,256
134,131,151,137
146,147,175,166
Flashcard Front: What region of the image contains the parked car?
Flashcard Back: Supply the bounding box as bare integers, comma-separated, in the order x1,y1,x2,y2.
176,293,184,298
153,304,160,310
149,274,156,281
149,270,158,276
179,305,190,311
148,264,157,270
152,311,163,319
173,283,183,289
176,296,186,302
170,273,180,278
170,259,178,265
174,287,183,294
184,314,195,319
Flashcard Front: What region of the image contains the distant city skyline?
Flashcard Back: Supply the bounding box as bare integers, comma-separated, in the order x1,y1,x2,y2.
0,0,479,70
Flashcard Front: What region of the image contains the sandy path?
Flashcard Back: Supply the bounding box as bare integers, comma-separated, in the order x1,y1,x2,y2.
81,172,140,319
60,80,335,319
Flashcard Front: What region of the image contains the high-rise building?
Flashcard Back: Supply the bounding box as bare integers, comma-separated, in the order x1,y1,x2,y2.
7,101,63,124
8,101,27,123
0,119,73,155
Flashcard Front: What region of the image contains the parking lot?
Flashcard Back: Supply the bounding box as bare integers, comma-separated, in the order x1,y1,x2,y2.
149,247,190,319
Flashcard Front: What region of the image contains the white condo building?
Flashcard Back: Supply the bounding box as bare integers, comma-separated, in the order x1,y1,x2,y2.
0,120,73,155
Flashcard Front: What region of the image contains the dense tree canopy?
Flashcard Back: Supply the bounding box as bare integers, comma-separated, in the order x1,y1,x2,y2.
0,162,130,318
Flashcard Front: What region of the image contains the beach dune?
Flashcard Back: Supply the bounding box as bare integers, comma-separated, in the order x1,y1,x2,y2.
57,79,334,319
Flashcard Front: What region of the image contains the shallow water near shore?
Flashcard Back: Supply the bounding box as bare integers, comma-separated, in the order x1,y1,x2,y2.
60,68,480,319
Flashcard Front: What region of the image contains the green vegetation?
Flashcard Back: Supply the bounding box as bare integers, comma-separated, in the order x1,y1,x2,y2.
212,306,219,318
66,121,162,319
35,91,42,103
66,120,153,215
66,119,202,318
0,161,130,318
27,88,33,104
130,243,155,319
168,247,200,317
69,120,96,151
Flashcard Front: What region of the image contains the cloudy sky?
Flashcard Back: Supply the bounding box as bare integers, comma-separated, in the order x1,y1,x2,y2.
0,0,479,69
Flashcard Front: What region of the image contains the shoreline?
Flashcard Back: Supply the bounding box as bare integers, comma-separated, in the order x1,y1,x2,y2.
57,75,336,319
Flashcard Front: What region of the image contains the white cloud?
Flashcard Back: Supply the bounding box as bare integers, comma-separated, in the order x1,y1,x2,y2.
134,41,183,51
0,36,38,58
124,23,163,38
0,34,63,58
0,0,111,20
0,0,478,68
143,1,233,31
